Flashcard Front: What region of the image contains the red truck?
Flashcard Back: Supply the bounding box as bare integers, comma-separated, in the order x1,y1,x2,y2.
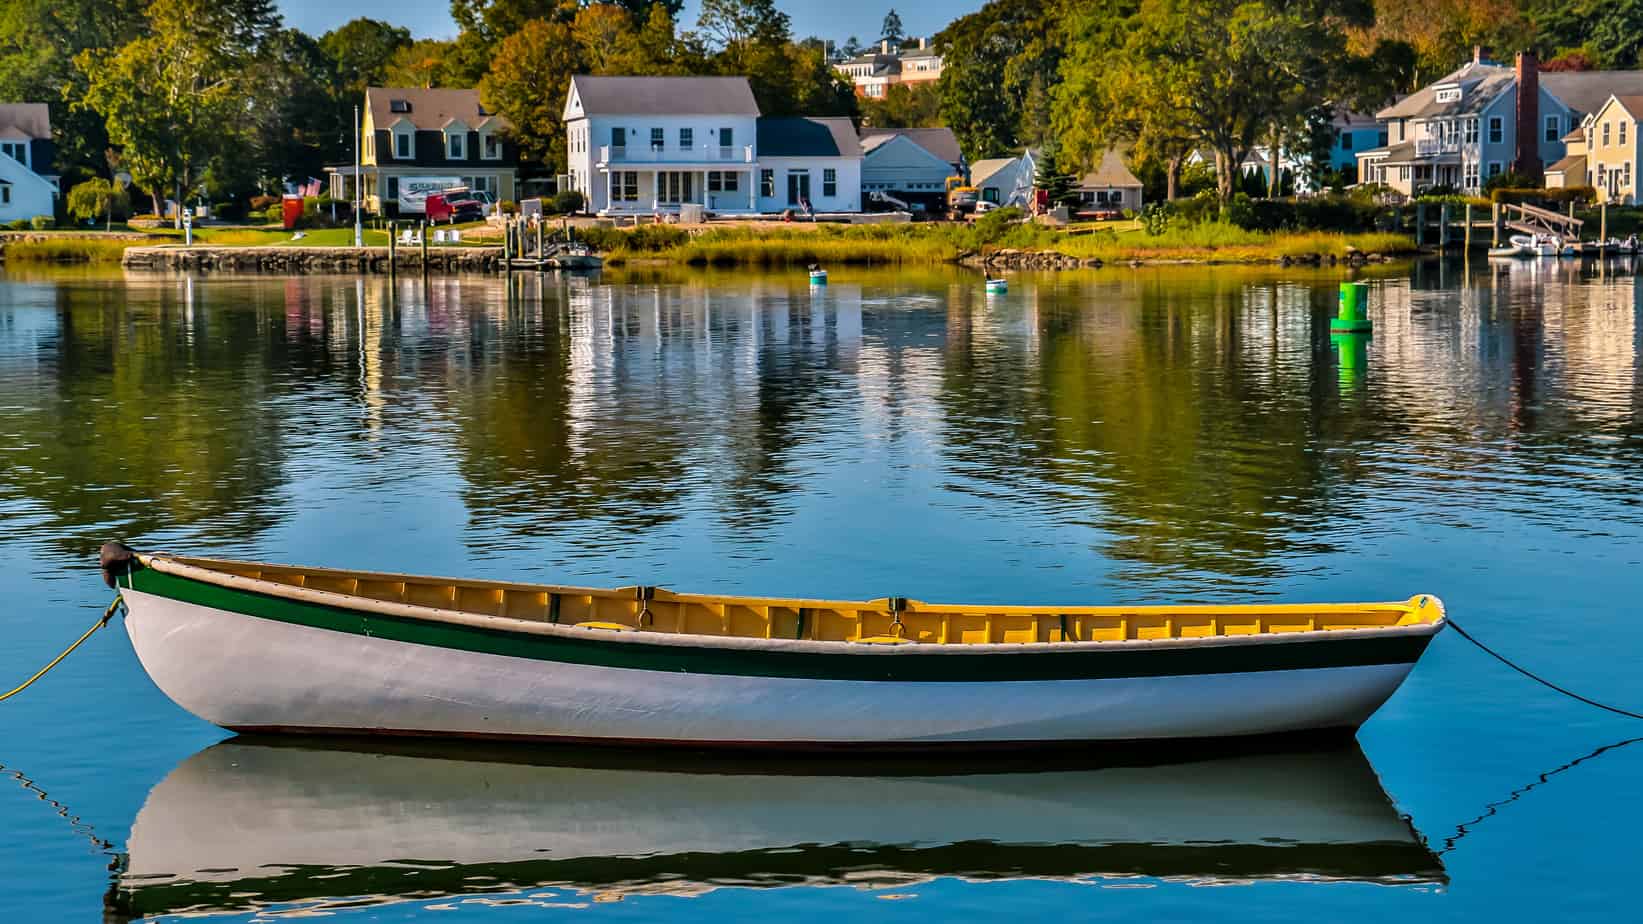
424,188,485,224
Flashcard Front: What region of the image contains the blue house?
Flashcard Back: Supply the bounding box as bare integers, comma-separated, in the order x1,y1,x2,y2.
1330,111,1387,174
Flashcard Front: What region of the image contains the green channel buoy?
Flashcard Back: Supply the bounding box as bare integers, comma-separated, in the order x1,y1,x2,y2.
1330,281,1373,333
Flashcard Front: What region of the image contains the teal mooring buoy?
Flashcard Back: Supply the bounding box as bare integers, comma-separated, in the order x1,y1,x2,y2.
1330,281,1373,334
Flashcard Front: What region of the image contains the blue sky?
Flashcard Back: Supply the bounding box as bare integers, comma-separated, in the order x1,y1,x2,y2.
275,1,975,44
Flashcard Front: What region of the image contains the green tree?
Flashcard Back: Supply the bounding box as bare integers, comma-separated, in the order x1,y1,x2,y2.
76,0,280,220
383,38,461,87
1096,0,1346,203
697,0,790,48
480,18,582,169
244,28,344,195
1534,0,1643,69
66,177,129,229
0,0,145,178
320,18,412,97
860,82,943,128
881,8,905,44
934,0,1059,161
1034,142,1078,206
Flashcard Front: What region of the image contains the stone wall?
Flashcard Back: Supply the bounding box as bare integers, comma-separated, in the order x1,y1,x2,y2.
121,245,506,274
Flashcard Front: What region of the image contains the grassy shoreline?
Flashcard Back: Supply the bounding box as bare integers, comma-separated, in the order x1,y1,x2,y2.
597,222,1415,268
1,221,1416,268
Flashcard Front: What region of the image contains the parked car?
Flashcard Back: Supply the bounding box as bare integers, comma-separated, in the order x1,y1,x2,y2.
468,190,498,216
425,189,485,224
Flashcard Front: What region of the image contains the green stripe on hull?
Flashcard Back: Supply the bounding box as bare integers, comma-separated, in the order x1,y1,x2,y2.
127,569,1432,683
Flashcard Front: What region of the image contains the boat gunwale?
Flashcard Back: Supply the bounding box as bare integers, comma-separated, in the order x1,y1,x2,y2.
133,553,1447,658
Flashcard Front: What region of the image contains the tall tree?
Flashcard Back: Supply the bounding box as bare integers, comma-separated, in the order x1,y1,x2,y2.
76,0,279,218
244,28,344,194
1091,0,1346,202
320,18,412,97
480,18,581,169
0,0,145,178
934,0,1059,160
384,38,461,88
881,8,905,44
450,0,576,83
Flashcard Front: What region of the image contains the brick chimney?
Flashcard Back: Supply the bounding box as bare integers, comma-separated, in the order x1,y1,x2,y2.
1515,51,1541,180
880,39,892,54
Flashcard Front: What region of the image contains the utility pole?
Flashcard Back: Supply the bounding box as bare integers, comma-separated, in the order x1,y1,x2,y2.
354,104,363,248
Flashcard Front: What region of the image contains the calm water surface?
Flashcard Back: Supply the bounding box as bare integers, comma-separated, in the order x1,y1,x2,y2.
1,261,1640,920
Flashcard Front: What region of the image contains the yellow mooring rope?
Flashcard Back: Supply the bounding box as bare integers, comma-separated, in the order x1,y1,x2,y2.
0,596,124,703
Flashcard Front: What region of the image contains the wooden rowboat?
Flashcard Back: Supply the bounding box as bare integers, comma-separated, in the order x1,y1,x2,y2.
101,544,1446,750
112,739,1442,917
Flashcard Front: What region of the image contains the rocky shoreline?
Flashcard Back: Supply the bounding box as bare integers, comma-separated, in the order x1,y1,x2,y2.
121,245,506,274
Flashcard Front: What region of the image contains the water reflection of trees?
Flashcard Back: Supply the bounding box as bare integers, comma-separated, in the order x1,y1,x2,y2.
0,278,305,556
937,271,1346,584
446,278,857,548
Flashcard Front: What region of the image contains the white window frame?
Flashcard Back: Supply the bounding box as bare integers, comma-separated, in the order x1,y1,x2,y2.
394,129,414,159
481,133,502,160
823,168,837,197
1488,117,1503,145
1545,115,1560,143
447,131,465,159
1603,122,1611,146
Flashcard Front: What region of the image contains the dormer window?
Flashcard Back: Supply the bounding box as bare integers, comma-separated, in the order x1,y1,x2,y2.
482,133,501,160
1435,85,1462,103
448,132,464,159
394,127,413,158
390,99,410,113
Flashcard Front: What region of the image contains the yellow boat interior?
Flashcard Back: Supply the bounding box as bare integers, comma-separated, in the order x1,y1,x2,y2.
155,555,1445,646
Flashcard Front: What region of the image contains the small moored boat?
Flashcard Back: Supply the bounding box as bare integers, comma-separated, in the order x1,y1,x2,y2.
101,545,1446,750
985,275,1008,294
808,264,828,284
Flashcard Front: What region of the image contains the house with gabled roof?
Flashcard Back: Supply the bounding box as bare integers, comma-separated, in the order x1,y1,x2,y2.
1074,149,1143,213
1354,49,1643,196
563,75,862,216
326,87,519,216
860,127,963,209
1555,94,1643,202
0,103,58,223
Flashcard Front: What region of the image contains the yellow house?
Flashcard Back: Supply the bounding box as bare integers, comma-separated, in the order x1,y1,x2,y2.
1582,94,1642,203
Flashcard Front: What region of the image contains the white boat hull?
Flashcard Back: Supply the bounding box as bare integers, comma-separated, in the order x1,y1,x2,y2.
123,589,1422,747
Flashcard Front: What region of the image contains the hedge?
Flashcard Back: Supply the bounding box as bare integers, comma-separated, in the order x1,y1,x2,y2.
1490,186,1596,205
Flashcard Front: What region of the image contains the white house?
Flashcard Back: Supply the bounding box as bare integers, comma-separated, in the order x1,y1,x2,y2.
860,127,963,208
755,116,862,213
563,75,862,216
0,103,57,223
971,150,1038,208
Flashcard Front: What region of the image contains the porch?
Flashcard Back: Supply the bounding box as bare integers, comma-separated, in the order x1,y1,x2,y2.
597,166,760,215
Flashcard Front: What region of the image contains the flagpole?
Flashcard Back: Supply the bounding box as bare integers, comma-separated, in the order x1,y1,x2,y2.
353,104,362,248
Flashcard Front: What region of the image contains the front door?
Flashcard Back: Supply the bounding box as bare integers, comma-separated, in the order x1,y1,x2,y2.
786,170,810,208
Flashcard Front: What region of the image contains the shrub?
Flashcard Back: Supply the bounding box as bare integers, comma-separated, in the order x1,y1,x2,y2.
972,205,1024,243
29,215,53,230
551,189,585,214
1490,186,1595,205
1140,201,1177,236
498,200,518,215
209,200,241,222
5,219,29,231
263,204,283,223
1483,170,1536,193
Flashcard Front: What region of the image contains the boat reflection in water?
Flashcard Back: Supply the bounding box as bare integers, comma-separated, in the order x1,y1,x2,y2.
114,738,1444,918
